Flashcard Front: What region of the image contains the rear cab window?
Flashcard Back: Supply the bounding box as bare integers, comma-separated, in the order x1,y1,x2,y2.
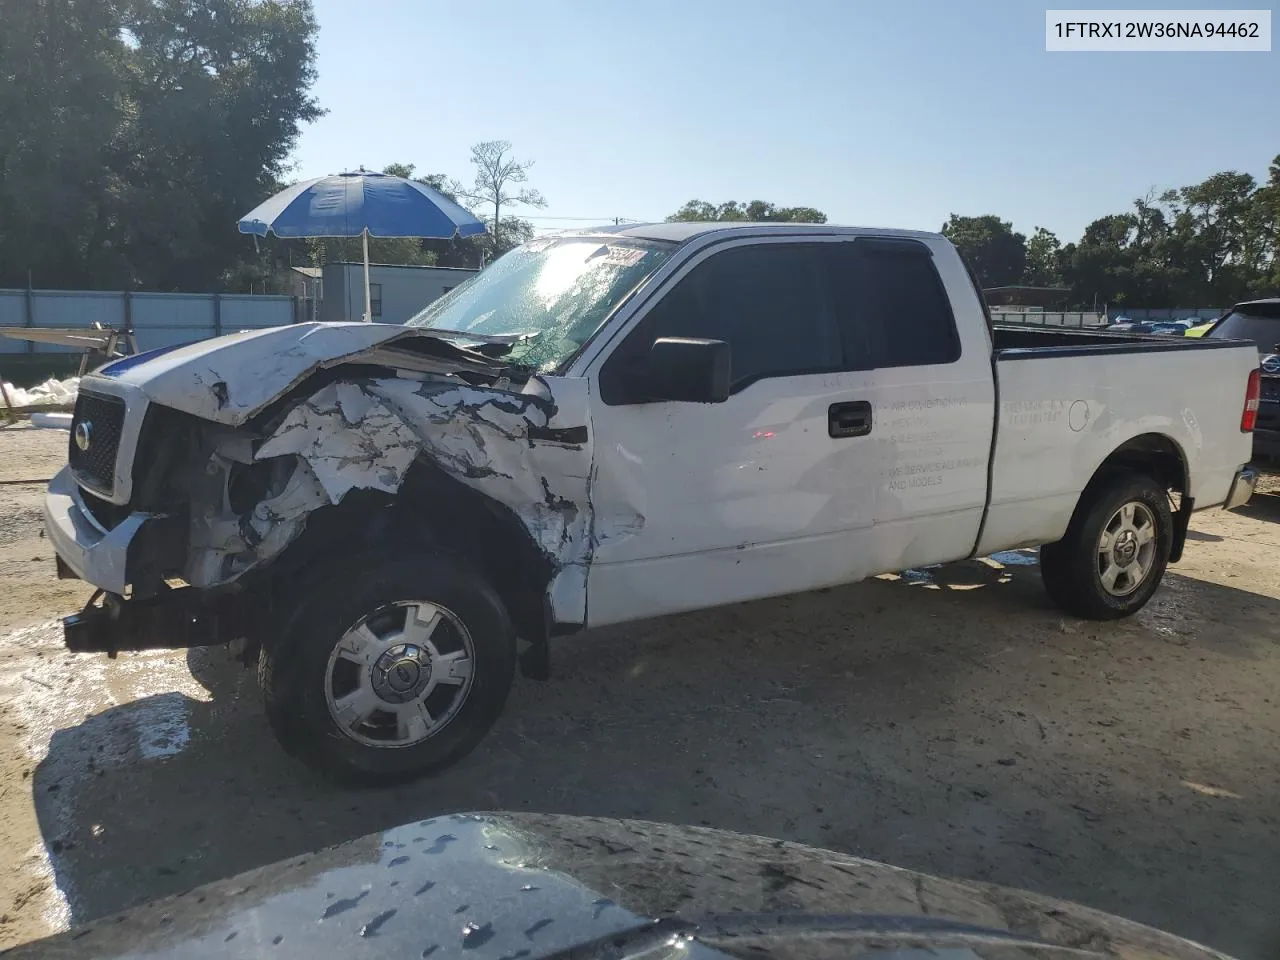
827,238,962,368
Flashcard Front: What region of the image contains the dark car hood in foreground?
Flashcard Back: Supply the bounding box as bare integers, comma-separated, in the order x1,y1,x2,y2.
8,813,1230,960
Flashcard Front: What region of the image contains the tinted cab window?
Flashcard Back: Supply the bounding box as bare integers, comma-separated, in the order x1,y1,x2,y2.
601,243,841,402
600,238,960,404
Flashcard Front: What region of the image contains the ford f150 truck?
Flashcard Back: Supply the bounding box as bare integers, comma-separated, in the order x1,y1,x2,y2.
44,223,1259,784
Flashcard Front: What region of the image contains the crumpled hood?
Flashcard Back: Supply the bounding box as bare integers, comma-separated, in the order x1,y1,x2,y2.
92,322,426,425
11,814,1231,960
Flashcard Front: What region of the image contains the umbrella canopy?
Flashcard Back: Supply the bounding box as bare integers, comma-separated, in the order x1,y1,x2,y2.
238,170,487,321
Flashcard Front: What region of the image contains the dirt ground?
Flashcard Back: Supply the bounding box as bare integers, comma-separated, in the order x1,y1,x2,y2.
0,424,1277,958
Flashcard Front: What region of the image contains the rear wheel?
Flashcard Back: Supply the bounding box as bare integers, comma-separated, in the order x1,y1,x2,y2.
1040,471,1172,620
259,548,516,785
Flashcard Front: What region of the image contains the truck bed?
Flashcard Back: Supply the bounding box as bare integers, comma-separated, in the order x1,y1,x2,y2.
976,325,1258,556
992,324,1246,355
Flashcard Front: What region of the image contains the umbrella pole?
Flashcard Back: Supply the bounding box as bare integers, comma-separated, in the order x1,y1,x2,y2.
362,229,372,322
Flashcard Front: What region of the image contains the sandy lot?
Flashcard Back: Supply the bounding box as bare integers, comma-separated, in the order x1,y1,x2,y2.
0,424,1276,957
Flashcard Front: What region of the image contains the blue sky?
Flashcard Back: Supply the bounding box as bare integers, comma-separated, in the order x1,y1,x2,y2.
294,0,1278,242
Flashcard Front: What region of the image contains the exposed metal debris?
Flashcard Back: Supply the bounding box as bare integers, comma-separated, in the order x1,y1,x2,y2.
255,376,593,558
186,454,329,589
254,382,422,501
182,372,618,614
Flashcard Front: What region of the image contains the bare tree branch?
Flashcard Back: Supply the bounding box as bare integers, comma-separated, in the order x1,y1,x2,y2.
463,141,546,249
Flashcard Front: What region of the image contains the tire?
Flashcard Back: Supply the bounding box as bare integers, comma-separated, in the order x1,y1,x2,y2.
258,547,516,786
1040,470,1173,621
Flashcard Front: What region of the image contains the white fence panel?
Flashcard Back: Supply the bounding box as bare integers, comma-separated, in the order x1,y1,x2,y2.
129,293,215,353
991,311,1101,328
219,295,293,331
0,292,27,354
28,292,126,354
1,288,297,358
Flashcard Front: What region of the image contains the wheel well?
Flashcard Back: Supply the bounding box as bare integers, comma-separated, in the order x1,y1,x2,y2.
1087,433,1192,563
398,458,556,652
1091,433,1187,494
265,457,556,667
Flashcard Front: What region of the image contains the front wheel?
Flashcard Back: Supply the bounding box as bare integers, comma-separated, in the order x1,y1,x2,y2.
1040,471,1173,620
259,548,516,785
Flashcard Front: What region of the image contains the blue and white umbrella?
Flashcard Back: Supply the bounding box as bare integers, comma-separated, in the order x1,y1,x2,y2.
238,170,487,321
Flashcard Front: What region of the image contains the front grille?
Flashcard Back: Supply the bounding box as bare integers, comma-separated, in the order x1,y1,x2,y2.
68,391,126,495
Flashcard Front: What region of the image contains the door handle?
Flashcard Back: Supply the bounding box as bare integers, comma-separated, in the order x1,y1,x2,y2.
829,400,872,438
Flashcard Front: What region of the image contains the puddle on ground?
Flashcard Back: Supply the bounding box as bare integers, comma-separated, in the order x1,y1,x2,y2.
129,693,192,759
988,549,1040,566
899,567,940,585
0,620,213,935
879,549,1037,589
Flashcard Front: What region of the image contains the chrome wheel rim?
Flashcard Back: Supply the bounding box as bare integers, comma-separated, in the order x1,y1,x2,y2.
1097,501,1158,597
324,601,475,749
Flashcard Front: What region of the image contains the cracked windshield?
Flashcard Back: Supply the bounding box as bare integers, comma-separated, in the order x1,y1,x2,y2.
406,238,674,370
1,0,1277,958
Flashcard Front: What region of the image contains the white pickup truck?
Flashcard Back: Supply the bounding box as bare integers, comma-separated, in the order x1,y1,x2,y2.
45,222,1259,784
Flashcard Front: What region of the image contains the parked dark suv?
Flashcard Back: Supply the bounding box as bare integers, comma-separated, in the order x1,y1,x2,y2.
1206,298,1280,460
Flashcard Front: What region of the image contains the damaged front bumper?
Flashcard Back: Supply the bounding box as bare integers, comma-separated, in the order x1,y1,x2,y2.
46,468,255,655
44,465,151,596
63,586,251,656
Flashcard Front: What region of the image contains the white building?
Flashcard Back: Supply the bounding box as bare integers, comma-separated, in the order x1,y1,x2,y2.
315,262,478,325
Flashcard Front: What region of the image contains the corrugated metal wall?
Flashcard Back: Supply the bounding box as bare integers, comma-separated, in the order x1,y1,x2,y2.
0,289,297,356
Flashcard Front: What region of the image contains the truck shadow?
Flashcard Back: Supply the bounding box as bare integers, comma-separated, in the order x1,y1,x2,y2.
1235,490,1280,523
30,555,1280,959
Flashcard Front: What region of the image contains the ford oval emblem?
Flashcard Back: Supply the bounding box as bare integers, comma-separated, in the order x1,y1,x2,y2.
1262,355,1280,374
73,421,92,452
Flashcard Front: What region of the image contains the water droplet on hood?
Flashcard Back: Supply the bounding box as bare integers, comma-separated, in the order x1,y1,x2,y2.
462,921,495,949
424,834,457,855
360,909,397,938
524,918,553,939
321,890,369,920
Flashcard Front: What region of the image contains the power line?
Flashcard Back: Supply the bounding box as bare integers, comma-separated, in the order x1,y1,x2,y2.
523,215,648,223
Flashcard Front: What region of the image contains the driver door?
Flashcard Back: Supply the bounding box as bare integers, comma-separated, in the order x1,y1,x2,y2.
584,238,881,626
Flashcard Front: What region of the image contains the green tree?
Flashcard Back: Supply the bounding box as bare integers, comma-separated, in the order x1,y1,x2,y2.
119,0,322,290
0,0,128,288
941,214,1026,287
1253,155,1280,294
1023,227,1063,286
1061,214,1138,307
0,0,321,291
666,199,827,223
1159,172,1261,304
1056,172,1277,309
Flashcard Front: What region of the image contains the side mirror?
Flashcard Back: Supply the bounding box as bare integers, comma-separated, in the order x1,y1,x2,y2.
645,337,731,403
